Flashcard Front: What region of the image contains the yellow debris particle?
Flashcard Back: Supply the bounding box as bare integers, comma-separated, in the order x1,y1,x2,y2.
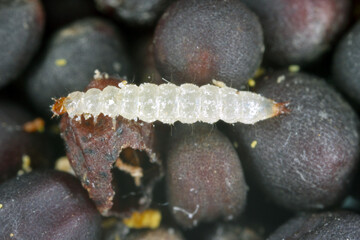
233,141,238,148
55,157,75,175
10,233,14,237
123,209,161,229
248,78,256,87
18,155,32,176
0,203,3,209
55,59,67,66
288,65,300,73
251,140,257,148
254,67,265,78
22,155,32,172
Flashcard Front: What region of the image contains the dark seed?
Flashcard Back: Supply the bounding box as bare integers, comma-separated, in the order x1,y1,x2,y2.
203,223,262,240
95,0,174,26
242,0,350,66
133,35,163,85
0,170,102,240
232,71,360,211
101,218,130,240
125,228,184,240
332,20,360,105
26,18,131,116
42,0,98,31
0,0,44,89
268,211,360,239
166,123,247,228
153,0,264,88
0,101,51,183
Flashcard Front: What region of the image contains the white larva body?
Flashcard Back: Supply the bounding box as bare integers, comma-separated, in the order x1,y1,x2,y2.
63,83,279,124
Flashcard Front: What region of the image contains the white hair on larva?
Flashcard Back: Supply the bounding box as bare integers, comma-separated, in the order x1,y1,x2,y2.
51,81,289,126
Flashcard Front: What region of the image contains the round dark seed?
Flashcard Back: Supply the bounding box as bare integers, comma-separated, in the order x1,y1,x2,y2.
242,0,350,66
0,170,102,239
26,18,132,116
95,0,173,26
0,101,51,183
166,123,248,228
153,0,264,88
232,71,360,211
268,211,360,239
332,20,360,105
0,0,44,89
42,0,98,31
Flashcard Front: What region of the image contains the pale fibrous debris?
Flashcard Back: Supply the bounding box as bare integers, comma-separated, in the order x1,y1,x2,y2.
173,204,200,220
52,82,289,125
55,156,75,175
277,75,286,84
17,155,32,176
93,69,109,79
115,157,143,186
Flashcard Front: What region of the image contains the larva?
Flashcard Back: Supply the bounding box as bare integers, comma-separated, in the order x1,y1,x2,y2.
51,82,289,125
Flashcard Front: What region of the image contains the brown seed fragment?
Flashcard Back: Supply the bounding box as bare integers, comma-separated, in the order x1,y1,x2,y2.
59,77,163,217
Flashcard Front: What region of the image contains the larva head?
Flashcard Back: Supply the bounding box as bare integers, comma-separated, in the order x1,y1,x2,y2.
51,97,67,116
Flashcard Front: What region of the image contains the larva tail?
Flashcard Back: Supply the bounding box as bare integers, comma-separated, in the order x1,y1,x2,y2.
273,102,291,116
51,97,67,117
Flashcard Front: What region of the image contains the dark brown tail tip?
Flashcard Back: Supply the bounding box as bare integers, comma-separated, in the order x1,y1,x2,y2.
274,102,291,115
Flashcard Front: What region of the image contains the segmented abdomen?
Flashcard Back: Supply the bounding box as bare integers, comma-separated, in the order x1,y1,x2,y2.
64,83,277,124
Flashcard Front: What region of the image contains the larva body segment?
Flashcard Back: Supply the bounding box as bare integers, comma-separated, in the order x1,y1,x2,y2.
55,83,288,124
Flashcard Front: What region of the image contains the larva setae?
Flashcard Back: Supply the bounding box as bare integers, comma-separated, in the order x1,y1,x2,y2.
51,82,289,125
